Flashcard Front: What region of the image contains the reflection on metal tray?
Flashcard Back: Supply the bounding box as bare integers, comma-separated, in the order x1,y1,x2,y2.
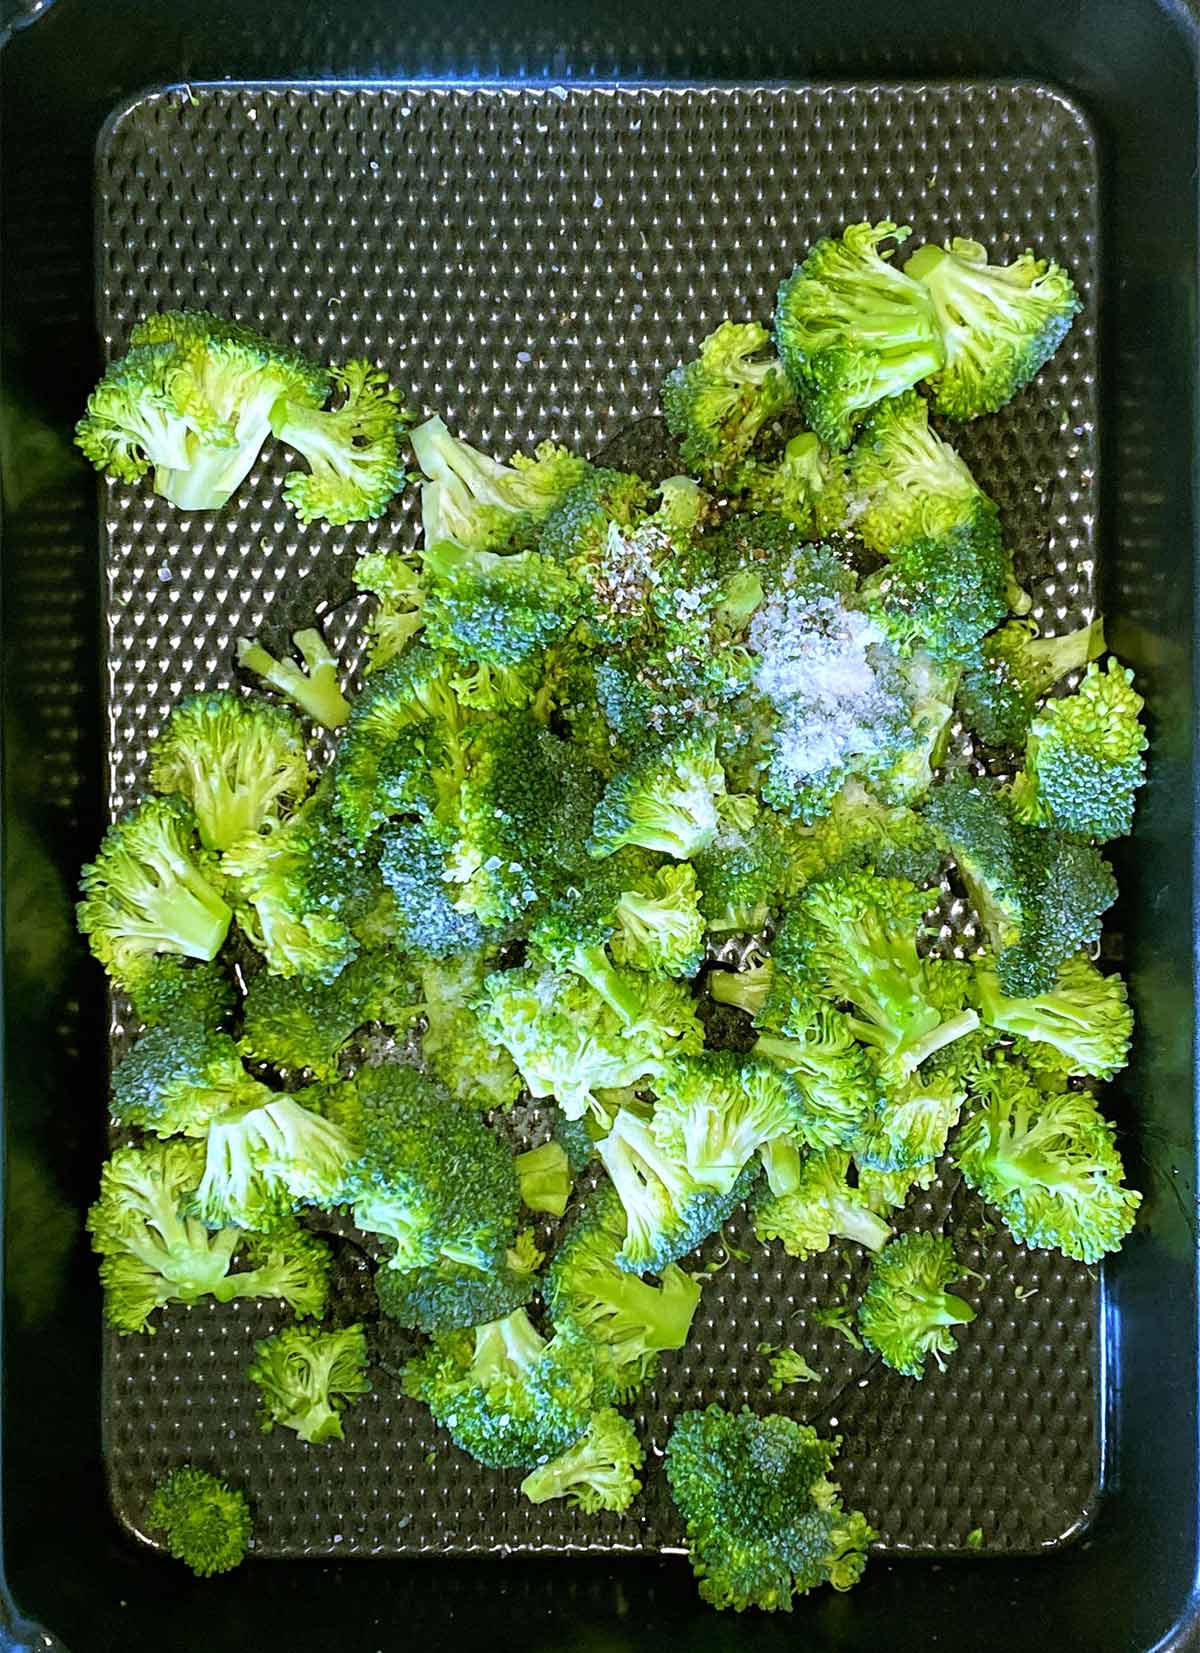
96,80,1100,1560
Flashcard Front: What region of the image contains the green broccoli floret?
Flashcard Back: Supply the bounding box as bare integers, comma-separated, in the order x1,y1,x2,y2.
852,1072,965,1173
193,1094,354,1231
596,1106,756,1274
651,1051,808,1195
536,466,652,568
111,1019,268,1136
148,690,311,852
237,627,350,729
88,1140,328,1333
239,949,424,1080
953,1060,1140,1262
760,1345,822,1390
515,1141,573,1216
77,797,232,987
248,1323,371,1443
664,1405,876,1611
411,415,590,551
546,1182,702,1398
693,795,808,935
589,731,726,860
873,651,960,803
857,1231,976,1377
661,321,795,481
146,1468,253,1578
791,781,944,889
125,956,237,1030
419,539,583,666
414,950,523,1110
1009,658,1147,841
353,550,426,673
554,1110,603,1173
904,236,1081,419
519,1409,644,1513
269,357,410,524
856,1161,938,1213
404,1307,609,1469
343,1064,518,1271
476,961,702,1121
75,344,203,487
976,954,1132,1080
774,221,944,450
749,1005,878,1151
375,1232,541,1334
753,1148,893,1259
925,776,1118,995
611,860,706,977
956,616,1106,748
527,853,653,1024
737,432,850,539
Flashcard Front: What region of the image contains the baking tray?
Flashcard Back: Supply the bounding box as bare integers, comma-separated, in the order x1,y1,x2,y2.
2,2,1198,1650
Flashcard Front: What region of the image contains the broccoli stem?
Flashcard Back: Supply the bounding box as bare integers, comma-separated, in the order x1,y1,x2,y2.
151,878,233,962
237,631,350,729
570,945,643,1026
896,1008,981,1076
759,1136,804,1196
709,964,771,1019
831,1200,893,1255
157,437,263,512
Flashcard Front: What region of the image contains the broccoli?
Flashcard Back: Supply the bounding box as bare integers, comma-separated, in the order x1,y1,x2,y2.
415,950,523,1110
652,474,713,539
874,651,960,803
124,957,236,1035
375,1234,541,1334
269,357,410,524
860,528,1007,669
411,415,590,551
760,1345,822,1390
597,1106,757,1274
342,1064,518,1272
146,1468,253,1578
925,775,1118,995
774,221,944,450
976,954,1132,1080
709,953,790,1026
420,539,583,666
546,1183,702,1398
248,1323,371,1444
554,1109,603,1173
758,1135,805,1197
664,1405,876,1610
753,1148,893,1259
661,321,795,481
693,795,807,935
193,1093,354,1231
852,1072,965,1173
87,1139,328,1333
77,796,232,986
737,432,849,540
954,1059,1140,1261
790,781,944,890
904,236,1081,420
527,854,653,1024
651,1050,809,1194
237,628,350,729
1009,658,1147,841
353,550,426,673
476,960,703,1121
403,1307,609,1469
519,1409,644,1513
239,949,424,1080
515,1141,573,1216
589,731,726,860
956,616,1106,748
537,466,652,569
79,311,327,509
111,1019,269,1137
857,1231,976,1377
610,860,706,978
856,1161,938,1213
148,690,311,852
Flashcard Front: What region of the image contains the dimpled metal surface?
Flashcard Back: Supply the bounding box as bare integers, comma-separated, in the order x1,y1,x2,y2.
96,82,1101,1559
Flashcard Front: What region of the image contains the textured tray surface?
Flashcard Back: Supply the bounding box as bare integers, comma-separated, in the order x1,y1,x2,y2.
96,81,1101,1560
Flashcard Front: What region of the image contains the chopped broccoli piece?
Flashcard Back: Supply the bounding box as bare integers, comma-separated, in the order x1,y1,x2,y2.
953,1059,1140,1262
353,550,427,673
270,357,410,524
1009,658,1147,841
611,860,706,977
664,1404,876,1610
661,321,795,481
791,781,944,890
125,956,237,1031
554,1110,603,1173
856,1161,938,1213
904,236,1081,420
737,432,850,539
753,1148,893,1259
852,1072,965,1173
651,1050,809,1194
515,1141,573,1216
193,1094,354,1231
527,853,654,1023
537,466,652,569
420,539,583,666
375,1234,540,1334
693,795,807,935
77,796,232,987
957,616,1106,748
519,1409,644,1513
237,628,349,729
976,954,1133,1080
248,1323,371,1443
857,1232,975,1377
239,949,424,1080
414,950,523,1110
146,1468,252,1578
111,1019,269,1137
774,221,944,450
411,415,590,551
590,731,726,860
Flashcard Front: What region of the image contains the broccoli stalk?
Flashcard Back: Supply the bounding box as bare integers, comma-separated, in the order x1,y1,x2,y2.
514,1141,573,1217
519,1410,644,1513
193,1095,355,1231
248,1324,371,1444
857,1232,975,1378
146,1468,253,1577
270,358,410,525
237,628,350,729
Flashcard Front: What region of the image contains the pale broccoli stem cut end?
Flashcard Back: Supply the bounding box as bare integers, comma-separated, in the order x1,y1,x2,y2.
237,629,350,729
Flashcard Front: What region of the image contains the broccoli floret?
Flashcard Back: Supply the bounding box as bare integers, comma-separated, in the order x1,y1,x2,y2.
753,1148,893,1259
111,1019,268,1136
75,344,203,487
420,539,583,666
752,1009,877,1151
957,616,1106,748
554,1110,603,1173
651,1050,809,1194
148,690,311,852
411,415,590,551
1009,658,1147,841
737,432,850,539
527,853,653,1023
904,236,1081,419
693,795,807,935
193,1094,354,1231
852,1072,965,1173
248,1323,371,1444
343,1064,518,1272
953,1060,1140,1262
415,950,523,1110
874,651,960,803
519,1409,644,1513
856,1161,938,1213
270,357,410,524
664,1404,875,1611
476,961,702,1121
976,954,1132,1080
611,861,706,977
791,781,944,889
857,1231,976,1377
77,796,232,987
537,466,652,568
404,1307,609,1469
146,1468,252,1578
760,1345,822,1390
596,1107,757,1274
353,550,427,673
239,950,424,1080
375,1231,541,1334
589,731,726,860
774,221,944,450
758,1134,806,1196
237,628,350,729
862,526,1008,668
661,321,795,481
515,1141,573,1216
125,956,237,1031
